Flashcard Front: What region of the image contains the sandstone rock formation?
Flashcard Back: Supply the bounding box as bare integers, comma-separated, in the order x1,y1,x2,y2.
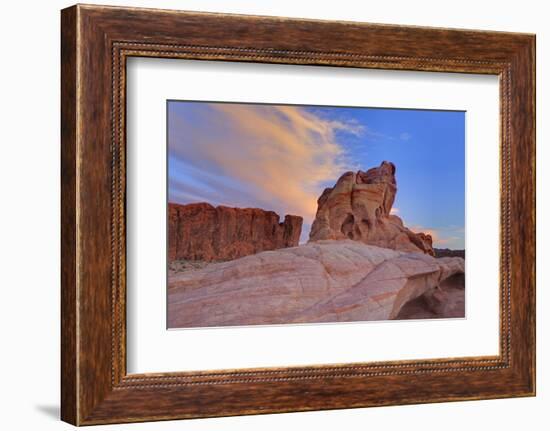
309,161,435,255
168,202,303,262
167,240,464,328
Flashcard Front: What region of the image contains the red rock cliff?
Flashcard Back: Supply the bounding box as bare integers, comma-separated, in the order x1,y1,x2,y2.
309,161,434,256
168,202,303,262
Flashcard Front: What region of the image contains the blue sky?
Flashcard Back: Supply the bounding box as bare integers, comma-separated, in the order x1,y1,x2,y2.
168,101,465,249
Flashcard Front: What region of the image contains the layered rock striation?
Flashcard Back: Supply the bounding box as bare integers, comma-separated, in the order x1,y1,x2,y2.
168,202,303,262
167,240,464,328
309,161,435,255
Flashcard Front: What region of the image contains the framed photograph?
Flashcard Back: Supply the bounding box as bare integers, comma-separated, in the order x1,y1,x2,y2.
61,4,535,425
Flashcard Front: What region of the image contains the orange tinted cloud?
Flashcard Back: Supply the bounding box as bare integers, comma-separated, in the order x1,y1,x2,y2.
170,103,359,233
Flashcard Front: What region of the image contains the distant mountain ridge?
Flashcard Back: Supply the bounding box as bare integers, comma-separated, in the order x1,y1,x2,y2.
434,248,465,258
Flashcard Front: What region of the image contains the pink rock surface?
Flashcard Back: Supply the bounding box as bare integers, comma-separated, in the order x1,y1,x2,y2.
309,162,435,255
167,240,464,328
168,202,303,262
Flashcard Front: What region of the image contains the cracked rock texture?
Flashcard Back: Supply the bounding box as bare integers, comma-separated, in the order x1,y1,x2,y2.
168,202,303,262
309,161,435,256
167,240,464,328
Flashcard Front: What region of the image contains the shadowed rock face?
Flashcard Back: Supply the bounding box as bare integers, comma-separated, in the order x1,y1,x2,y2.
396,273,465,319
167,240,464,328
168,202,303,262
309,161,434,256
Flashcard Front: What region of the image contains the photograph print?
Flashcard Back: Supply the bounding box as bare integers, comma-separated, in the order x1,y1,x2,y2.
167,101,466,329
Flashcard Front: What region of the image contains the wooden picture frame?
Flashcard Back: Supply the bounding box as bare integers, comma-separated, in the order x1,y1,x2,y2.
61,4,535,425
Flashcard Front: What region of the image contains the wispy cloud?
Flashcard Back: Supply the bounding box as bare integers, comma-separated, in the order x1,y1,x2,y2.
168,103,361,234
399,132,412,141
